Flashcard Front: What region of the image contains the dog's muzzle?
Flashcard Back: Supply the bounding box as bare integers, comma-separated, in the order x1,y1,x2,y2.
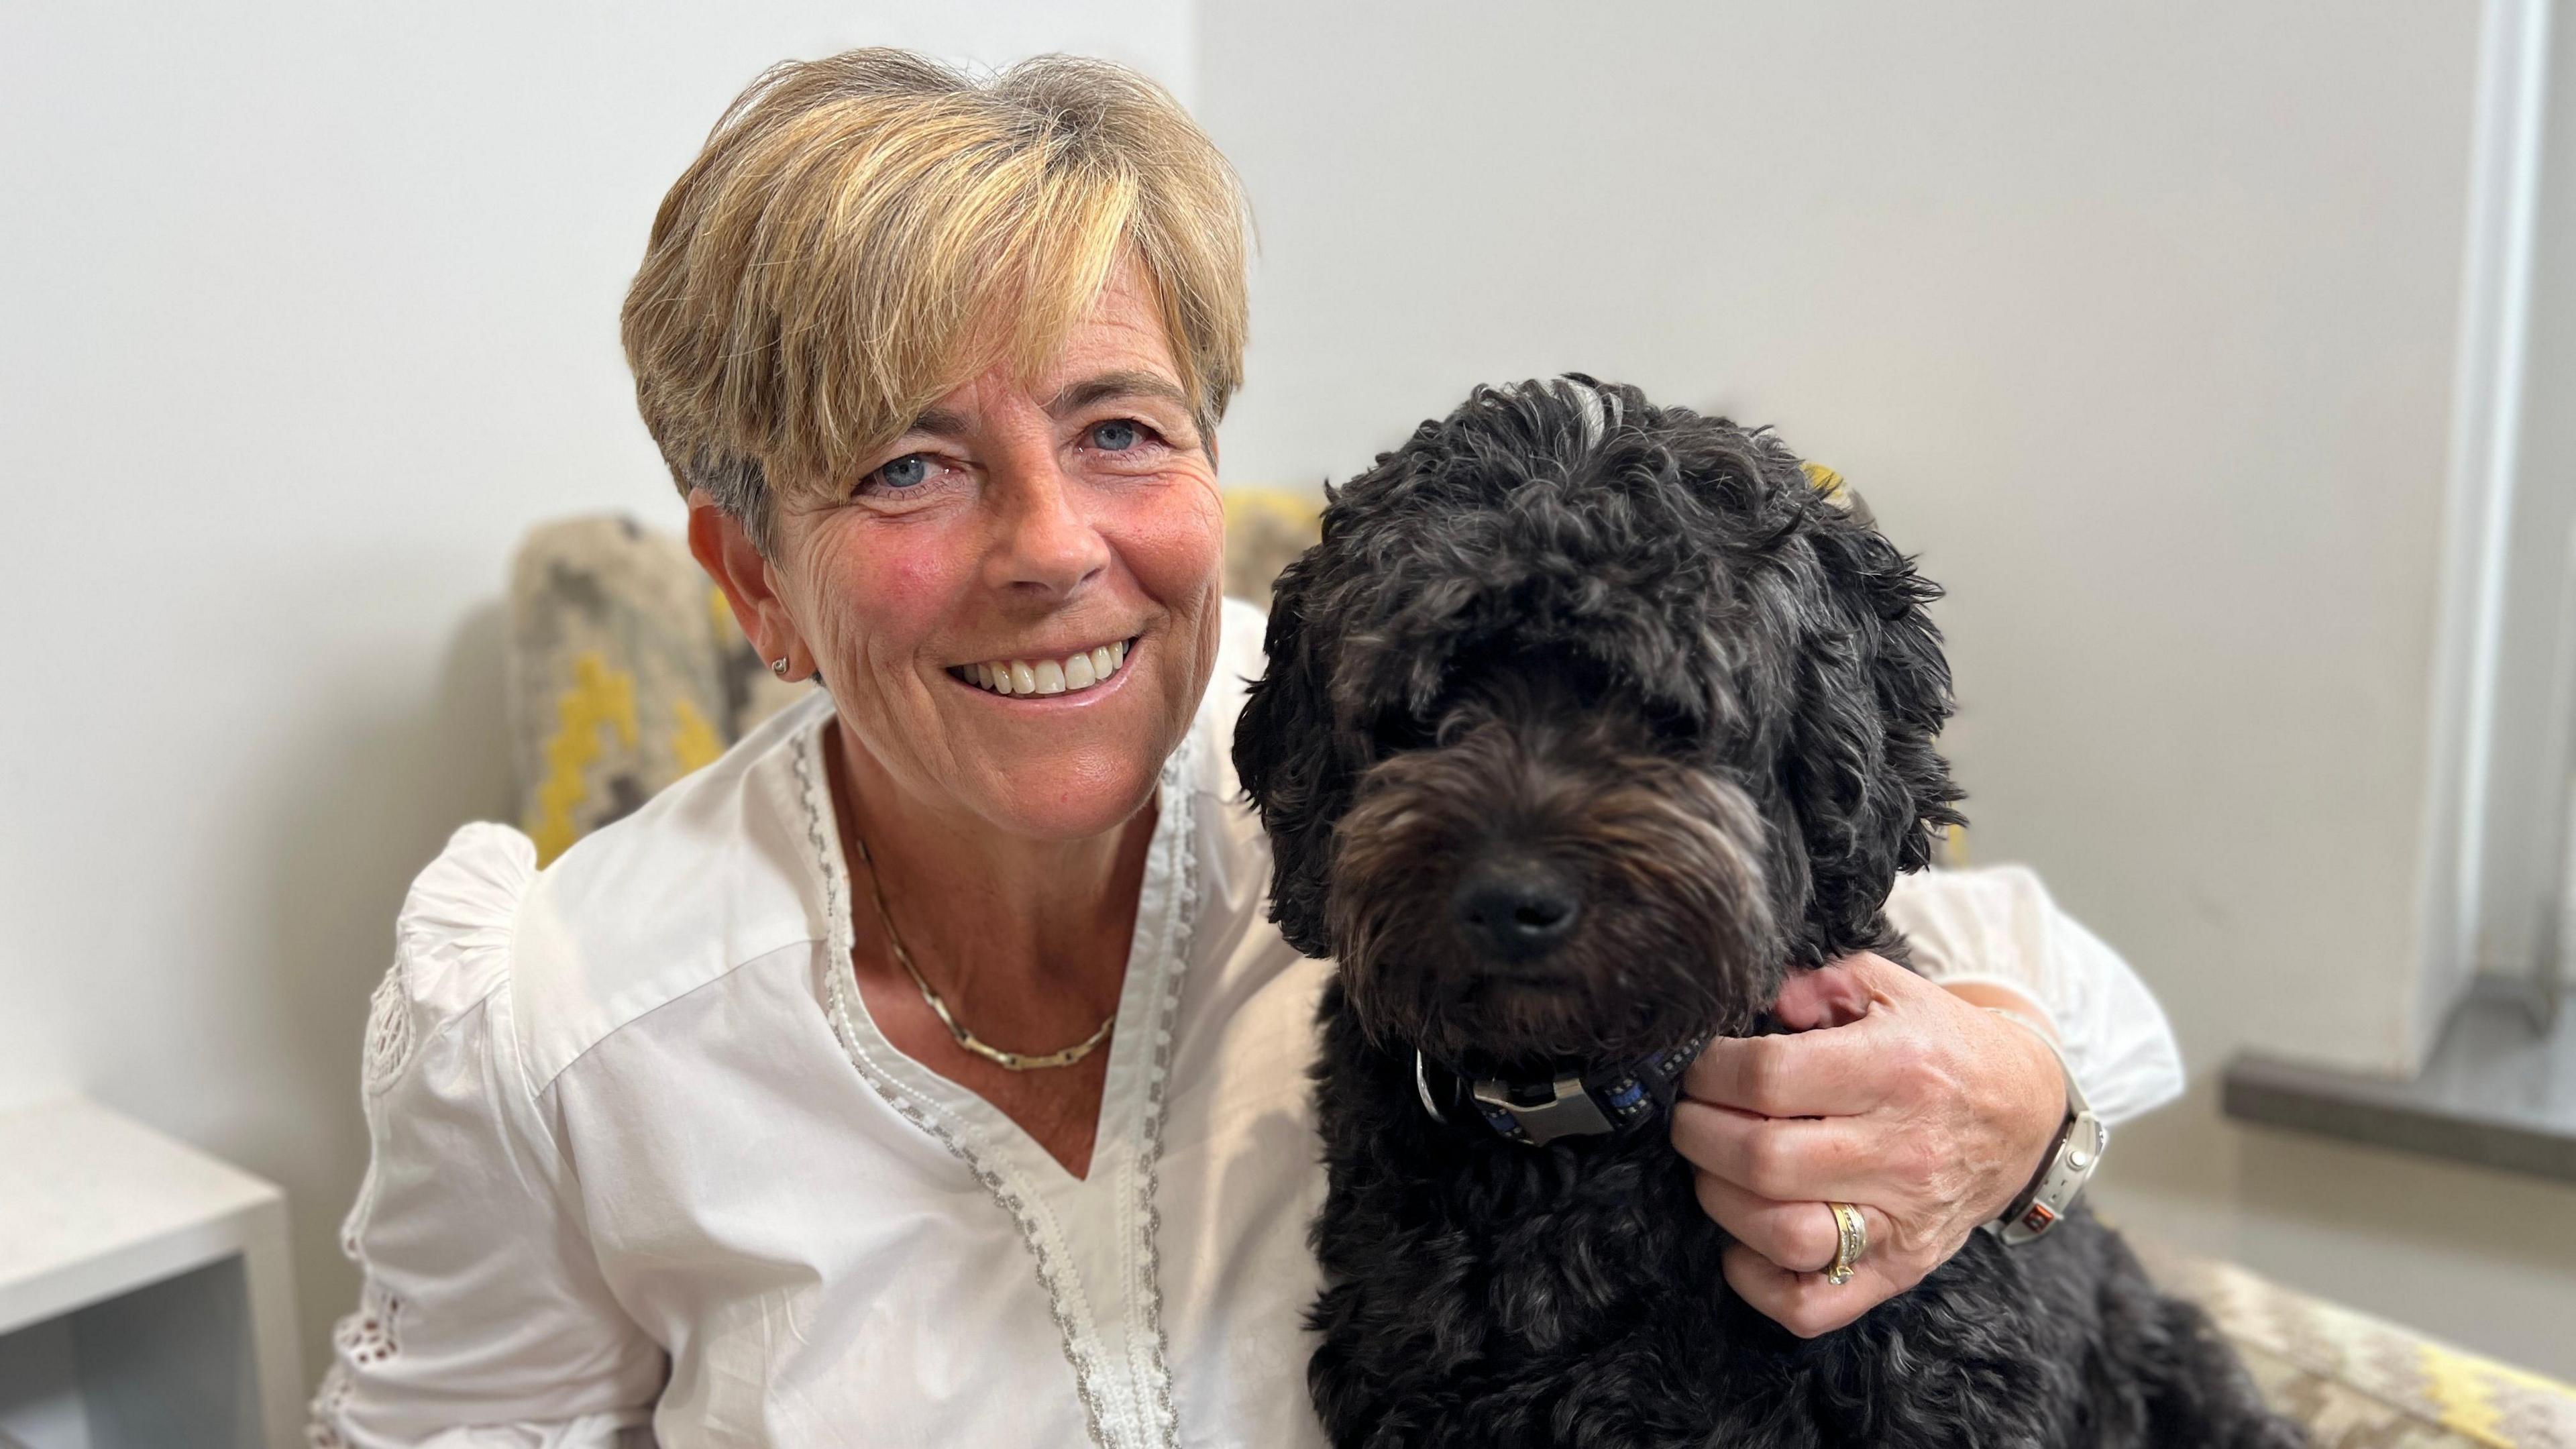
1413,1028,1713,1147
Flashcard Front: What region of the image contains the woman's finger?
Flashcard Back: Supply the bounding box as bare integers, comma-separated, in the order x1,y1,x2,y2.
1691,1173,1892,1278
1669,1099,1876,1203
1767,956,1880,1031
1678,1019,1902,1119
1720,1240,1910,1340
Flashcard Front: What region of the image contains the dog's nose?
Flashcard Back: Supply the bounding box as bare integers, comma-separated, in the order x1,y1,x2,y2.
1451,863,1582,963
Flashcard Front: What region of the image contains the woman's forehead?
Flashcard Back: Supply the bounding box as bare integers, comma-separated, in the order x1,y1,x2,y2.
1047,276,1179,381
944,267,1187,417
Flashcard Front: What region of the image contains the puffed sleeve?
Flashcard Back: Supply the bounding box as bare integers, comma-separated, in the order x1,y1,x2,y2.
1883,864,2186,1126
310,823,667,1448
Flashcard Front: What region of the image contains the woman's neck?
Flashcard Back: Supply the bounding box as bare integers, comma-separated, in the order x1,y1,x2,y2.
826,718,1154,1026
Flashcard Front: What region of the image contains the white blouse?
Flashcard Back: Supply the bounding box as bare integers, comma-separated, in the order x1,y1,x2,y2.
312,598,2182,1449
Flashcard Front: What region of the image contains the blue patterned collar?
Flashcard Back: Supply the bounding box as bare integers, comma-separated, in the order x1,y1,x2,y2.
1414,1027,1716,1147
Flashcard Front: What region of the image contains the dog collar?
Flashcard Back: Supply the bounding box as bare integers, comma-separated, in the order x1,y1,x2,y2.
1415,1027,1715,1147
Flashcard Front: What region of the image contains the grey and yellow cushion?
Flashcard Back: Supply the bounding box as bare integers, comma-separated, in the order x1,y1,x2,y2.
498,498,2576,1444
504,516,811,864
1221,486,1325,606
2134,1242,2576,1448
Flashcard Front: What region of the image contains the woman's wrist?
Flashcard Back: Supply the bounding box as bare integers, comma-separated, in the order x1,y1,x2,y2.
1976,1009,2106,1244
1947,987,2072,1227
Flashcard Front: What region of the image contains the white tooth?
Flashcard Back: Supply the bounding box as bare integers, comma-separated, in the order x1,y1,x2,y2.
988,663,1012,694
1010,660,1038,694
1112,639,1127,667
1065,652,1097,689
1091,645,1116,678
971,663,991,690
1033,659,1067,694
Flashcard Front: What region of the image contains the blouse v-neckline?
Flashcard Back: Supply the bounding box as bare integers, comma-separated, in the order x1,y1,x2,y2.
792,705,1201,1448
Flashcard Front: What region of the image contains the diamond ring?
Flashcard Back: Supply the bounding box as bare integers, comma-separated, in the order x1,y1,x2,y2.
1825,1202,1869,1285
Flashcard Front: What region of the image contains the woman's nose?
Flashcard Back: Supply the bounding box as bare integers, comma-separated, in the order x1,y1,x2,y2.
987,455,1111,599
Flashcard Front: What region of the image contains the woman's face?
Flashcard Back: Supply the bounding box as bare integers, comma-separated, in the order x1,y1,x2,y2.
760,264,1226,843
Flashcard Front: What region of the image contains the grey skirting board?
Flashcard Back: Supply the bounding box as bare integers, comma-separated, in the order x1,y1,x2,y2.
2221,978,2576,1185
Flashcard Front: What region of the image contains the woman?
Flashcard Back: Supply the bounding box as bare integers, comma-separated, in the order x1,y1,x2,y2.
315,49,2182,1447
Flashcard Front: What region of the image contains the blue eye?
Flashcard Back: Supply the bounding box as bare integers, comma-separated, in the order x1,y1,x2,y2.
874,454,930,489
1090,419,1142,451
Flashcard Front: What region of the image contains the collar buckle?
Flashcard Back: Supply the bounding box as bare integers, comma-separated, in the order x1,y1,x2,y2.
1470,1072,1616,1146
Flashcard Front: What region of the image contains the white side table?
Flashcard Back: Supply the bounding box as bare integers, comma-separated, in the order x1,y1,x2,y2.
0,1098,302,1449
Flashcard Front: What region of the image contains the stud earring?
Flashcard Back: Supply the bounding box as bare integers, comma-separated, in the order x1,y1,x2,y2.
769,657,790,677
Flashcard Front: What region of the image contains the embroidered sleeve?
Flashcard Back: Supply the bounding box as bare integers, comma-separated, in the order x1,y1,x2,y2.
312,824,667,1448
1885,865,2186,1125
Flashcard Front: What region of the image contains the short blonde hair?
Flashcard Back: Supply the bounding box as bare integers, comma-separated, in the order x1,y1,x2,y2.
621,48,1250,550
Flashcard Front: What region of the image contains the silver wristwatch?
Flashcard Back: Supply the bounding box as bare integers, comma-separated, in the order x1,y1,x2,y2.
1977,1010,2106,1247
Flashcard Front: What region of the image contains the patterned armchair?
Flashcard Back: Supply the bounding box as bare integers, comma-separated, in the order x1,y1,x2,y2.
502,498,2576,1449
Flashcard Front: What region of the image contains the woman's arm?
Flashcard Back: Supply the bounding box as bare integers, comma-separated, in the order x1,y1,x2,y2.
1882,863,2184,1124
315,825,664,1447
1667,864,2184,1338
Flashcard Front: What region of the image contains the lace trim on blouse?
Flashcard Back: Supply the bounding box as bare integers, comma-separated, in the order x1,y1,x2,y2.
362,958,416,1093
795,714,1199,1449
309,1242,404,1444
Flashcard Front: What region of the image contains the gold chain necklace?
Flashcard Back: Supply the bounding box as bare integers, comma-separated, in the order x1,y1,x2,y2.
846,824,1115,1072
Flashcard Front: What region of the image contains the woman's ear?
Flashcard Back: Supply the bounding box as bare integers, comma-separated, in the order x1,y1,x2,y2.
688,490,801,671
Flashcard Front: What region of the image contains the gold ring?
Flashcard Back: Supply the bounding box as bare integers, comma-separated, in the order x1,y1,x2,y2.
1825,1202,1868,1285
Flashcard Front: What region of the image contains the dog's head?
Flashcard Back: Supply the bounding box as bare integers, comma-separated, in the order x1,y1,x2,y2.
1232,376,1961,1072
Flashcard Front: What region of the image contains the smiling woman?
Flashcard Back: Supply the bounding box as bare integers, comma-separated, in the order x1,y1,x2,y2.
311,44,2187,1449
629,54,1244,1193
692,262,1235,1178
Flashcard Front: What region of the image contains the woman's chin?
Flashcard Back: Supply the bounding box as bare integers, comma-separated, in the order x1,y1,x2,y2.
977,777,1165,843
932,663,1192,841
949,736,1171,841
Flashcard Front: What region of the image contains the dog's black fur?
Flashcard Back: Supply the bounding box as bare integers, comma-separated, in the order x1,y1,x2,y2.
1232,378,2299,1448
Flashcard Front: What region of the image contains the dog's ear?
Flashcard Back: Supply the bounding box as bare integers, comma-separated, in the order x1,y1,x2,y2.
1777,496,1965,955
1232,545,1352,959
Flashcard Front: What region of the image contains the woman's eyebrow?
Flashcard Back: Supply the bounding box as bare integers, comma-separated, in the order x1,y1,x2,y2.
906,405,972,439
894,372,1187,439
1047,370,1189,417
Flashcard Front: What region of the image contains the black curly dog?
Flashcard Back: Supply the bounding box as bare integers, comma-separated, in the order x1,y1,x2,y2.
1232,378,2300,1448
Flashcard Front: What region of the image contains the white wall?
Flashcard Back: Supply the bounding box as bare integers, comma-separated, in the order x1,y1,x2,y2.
1197,0,2482,1080
0,0,1191,1386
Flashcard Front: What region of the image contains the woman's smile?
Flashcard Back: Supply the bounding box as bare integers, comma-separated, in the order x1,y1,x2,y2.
947,633,1140,699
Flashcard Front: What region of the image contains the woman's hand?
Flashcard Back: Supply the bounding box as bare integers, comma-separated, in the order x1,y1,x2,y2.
1668,953,2066,1338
